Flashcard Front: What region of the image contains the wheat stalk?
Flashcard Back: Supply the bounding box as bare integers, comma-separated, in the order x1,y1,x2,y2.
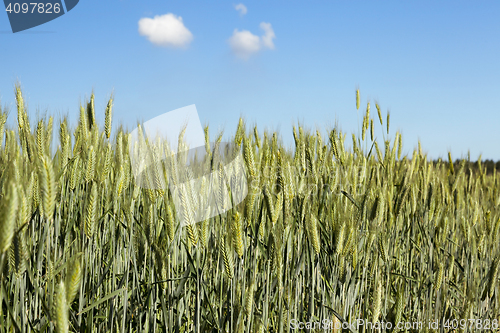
65,256,82,304
39,155,55,221
221,235,234,279
105,94,113,139
232,211,244,258
85,145,96,182
307,214,321,255
85,182,98,238
54,280,69,333
372,278,382,323
87,92,96,130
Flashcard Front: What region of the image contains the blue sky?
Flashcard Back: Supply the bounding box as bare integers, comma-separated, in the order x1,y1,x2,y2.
1,0,499,160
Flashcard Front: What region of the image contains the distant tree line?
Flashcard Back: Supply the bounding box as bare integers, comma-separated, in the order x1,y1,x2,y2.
431,159,500,175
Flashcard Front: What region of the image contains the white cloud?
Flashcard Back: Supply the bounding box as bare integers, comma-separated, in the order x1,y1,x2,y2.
138,13,193,48
234,3,247,16
228,22,275,59
259,22,275,50
229,29,260,59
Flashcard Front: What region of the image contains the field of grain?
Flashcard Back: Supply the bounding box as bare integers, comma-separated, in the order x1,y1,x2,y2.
0,86,499,332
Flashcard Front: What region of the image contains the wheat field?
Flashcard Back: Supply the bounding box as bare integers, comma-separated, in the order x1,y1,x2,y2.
0,85,499,332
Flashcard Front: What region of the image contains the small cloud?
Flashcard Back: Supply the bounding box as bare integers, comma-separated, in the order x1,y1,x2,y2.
259,22,275,49
228,22,275,59
234,3,247,16
229,29,260,59
138,13,193,48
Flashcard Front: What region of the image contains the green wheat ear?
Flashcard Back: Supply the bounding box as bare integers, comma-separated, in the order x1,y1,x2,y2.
307,214,321,255
434,261,444,292
85,182,98,238
243,136,257,180
235,117,245,147
254,126,261,149
231,212,244,258
104,94,113,139
376,102,383,125
386,111,390,134
220,235,234,279
39,155,56,221
200,217,210,248
335,221,345,256
244,280,255,316
164,200,176,241
15,84,25,129
79,104,88,144
0,110,7,147
488,256,499,298
370,119,374,142
0,181,18,254
85,145,96,183
394,285,404,326
9,224,27,276
87,92,96,130
372,278,382,323
45,116,53,155
65,256,82,304
36,120,46,161
263,185,275,223
186,223,198,247
54,280,69,333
